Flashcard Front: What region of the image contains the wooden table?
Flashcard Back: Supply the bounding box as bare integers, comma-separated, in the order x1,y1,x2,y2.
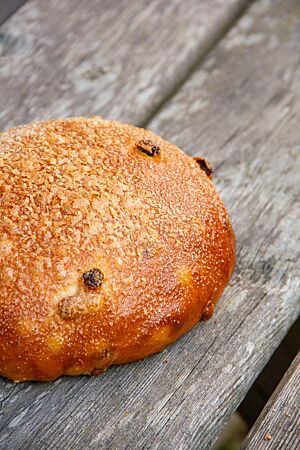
0,0,299,448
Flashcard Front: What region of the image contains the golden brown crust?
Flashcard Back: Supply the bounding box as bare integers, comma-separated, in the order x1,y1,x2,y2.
0,117,235,381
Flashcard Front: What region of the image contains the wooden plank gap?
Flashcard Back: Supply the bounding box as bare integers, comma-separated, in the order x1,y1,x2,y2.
0,0,27,25
140,0,255,129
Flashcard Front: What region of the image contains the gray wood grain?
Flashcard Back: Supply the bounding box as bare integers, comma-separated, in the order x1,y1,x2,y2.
0,0,251,130
241,353,300,449
0,0,300,450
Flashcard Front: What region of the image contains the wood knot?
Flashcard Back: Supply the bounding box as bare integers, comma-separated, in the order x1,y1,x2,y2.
194,157,213,178
136,139,160,157
82,268,104,290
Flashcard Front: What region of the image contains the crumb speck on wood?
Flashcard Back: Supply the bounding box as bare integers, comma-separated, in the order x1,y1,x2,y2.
264,433,272,441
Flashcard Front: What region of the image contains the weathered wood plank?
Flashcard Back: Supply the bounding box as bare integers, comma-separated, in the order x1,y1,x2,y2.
0,0,251,131
0,0,27,25
0,0,300,449
241,353,300,449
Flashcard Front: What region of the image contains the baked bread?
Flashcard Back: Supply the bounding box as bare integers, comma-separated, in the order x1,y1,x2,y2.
0,117,235,381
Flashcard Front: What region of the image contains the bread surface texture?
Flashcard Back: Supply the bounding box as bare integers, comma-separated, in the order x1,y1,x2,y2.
0,117,235,381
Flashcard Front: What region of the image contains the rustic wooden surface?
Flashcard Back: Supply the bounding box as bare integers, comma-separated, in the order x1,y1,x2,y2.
0,0,251,130
0,0,300,449
241,353,300,449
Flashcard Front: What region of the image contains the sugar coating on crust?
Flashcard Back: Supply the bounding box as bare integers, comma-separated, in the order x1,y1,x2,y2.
0,117,235,381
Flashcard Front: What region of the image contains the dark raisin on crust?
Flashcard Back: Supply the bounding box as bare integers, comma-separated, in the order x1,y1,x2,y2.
136,139,160,157
82,268,104,289
194,157,213,178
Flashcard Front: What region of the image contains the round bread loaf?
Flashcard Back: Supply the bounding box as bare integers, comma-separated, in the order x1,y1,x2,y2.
0,117,235,381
